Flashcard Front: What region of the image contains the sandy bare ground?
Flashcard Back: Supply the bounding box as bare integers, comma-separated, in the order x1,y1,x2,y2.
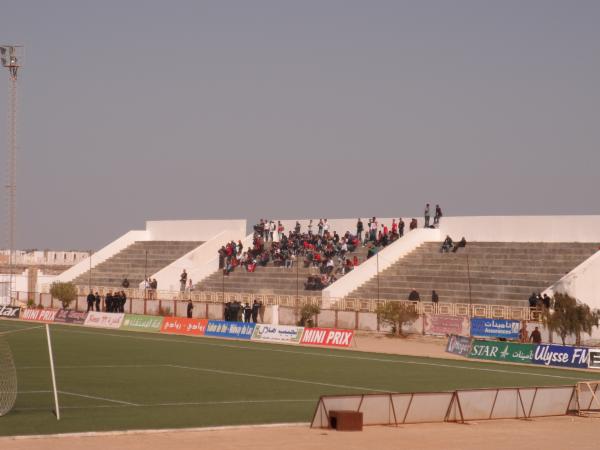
3,417,600,450
2,333,598,449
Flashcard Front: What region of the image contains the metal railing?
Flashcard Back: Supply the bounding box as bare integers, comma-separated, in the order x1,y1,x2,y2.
61,285,541,320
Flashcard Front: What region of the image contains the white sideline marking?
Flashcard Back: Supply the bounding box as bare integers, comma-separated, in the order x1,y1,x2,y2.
19,364,162,370
54,327,598,382
0,324,44,335
166,364,386,392
14,398,316,411
59,390,139,406
1,422,310,441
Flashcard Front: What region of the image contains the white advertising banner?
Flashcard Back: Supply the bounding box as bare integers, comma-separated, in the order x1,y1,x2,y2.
84,312,124,329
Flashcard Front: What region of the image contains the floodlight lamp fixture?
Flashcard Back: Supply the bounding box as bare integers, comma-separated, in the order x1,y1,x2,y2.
0,45,23,80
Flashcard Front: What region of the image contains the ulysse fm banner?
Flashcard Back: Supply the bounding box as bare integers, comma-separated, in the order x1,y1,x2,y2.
470,318,521,340
532,344,590,369
204,320,256,340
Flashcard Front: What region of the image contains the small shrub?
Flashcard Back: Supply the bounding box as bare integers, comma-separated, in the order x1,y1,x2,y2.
49,282,78,309
298,304,320,327
376,302,419,337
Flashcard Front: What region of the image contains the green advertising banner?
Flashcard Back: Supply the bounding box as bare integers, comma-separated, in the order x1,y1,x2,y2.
121,314,164,332
468,340,534,364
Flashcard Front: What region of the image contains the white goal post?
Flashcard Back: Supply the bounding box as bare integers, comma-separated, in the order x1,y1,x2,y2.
0,334,17,416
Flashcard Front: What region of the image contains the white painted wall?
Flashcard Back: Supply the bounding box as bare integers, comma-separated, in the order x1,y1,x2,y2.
543,249,600,311
146,219,246,242
49,230,149,287
145,229,248,291
439,215,600,242
322,228,441,306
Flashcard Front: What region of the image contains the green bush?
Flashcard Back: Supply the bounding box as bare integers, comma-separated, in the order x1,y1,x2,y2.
298,304,320,327
376,301,418,337
49,282,78,309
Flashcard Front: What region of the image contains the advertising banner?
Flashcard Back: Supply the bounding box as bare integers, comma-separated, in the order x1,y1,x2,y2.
84,312,124,329
445,334,473,357
532,344,590,369
470,318,521,340
300,328,355,348
122,314,164,333
0,305,20,319
204,321,255,340
54,309,88,325
424,314,469,336
252,324,303,344
468,340,534,364
160,317,207,336
21,308,59,322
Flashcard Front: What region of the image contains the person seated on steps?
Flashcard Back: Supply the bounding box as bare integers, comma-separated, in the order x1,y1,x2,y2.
452,237,467,253
440,235,453,253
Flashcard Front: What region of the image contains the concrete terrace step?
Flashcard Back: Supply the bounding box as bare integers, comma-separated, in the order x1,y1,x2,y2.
346,241,598,307
73,240,202,288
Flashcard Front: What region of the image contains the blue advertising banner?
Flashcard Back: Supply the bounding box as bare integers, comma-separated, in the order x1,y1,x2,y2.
532,344,590,369
205,321,255,340
470,318,520,339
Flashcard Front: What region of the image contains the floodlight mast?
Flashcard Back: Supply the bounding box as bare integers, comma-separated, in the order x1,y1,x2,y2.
0,45,22,305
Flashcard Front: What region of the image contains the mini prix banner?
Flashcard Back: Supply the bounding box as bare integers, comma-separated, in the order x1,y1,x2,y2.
300,328,354,348
21,308,59,322
84,311,124,329
0,305,20,319
252,324,303,344
54,309,88,325
470,318,521,340
122,314,164,333
532,344,591,369
160,317,207,336
204,321,255,340
468,339,534,364
446,334,472,357
424,314,469,336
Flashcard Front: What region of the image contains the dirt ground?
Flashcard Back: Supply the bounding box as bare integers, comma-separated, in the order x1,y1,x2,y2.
2,333,597,450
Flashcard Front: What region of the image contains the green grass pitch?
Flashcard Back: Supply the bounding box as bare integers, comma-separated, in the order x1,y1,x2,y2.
1,318,599,436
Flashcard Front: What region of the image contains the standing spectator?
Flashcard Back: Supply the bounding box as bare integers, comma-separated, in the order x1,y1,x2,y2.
519,322,529,343
251,300,262,323
94,292,101,312
323,219,330,236
188,279,194,292
187,300,194,318
121,277,130,288
269,220,276,242
369,217,378,241
408,288,420,302
180,269,188,292
277,221,284,241
530,326,542,344
86,291,95,312
318,219,324,236
398,218,405,237
424,203,431,227
409,218,418,230
308,219,313,236
294,221,301,234
431,290,439,303
244,303,252,323
434,204,443,226
356,218,364,242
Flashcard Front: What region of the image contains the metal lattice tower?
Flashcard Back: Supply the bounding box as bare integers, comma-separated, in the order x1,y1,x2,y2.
1,45,22,304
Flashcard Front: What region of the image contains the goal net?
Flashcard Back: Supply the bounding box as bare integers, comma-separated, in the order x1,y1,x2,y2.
0,334,17,416
575,381,600,417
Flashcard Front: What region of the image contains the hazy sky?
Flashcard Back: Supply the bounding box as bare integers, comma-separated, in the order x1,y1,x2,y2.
1,1,599,250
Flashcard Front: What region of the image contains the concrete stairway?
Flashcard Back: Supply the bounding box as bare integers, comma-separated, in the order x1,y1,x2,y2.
197,247,369,296
72,241,202,288
347,242,599,307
